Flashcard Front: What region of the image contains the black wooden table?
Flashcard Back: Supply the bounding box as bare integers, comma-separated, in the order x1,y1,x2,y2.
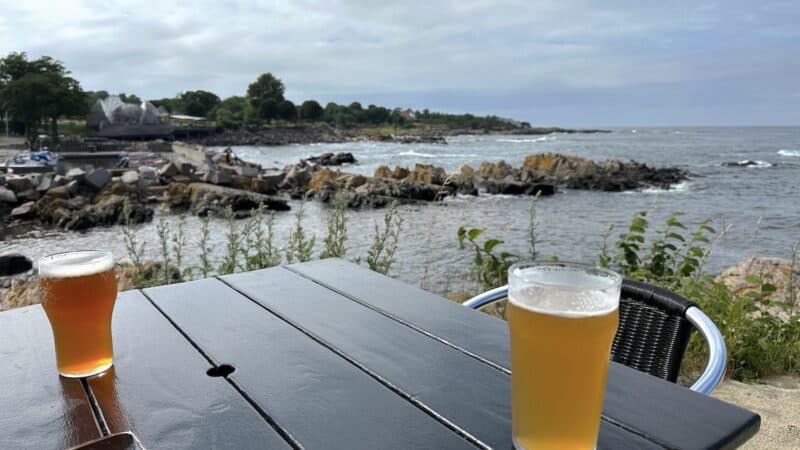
1,259,760,449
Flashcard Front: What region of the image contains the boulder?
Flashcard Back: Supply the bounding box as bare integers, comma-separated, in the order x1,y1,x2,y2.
231,175,252,190
188,182,290,217
0,254,33,276
45,180,79,198
718,257,800,308
250,177,276,195
260,170,286,190
36,173,54,192
85,168,111,191
65,167,86,181
5,176,33,193
15,189,40,203
409,164,447,185
308,168,339,190
0,186,17,204
176,160,196,176
459,164,475,178
490,160,513,179
65,194,153,230
484,178,556,196
158,162,179,178
167,183,192,208
306,152,357,166
374,165,392,178
235,165,259,178
0,174,4,186
203,170,233,186
121,171,139,185
280,165,312,190
10,201,36,219
342,173,367,188
52,175,68,187
391,166,410,179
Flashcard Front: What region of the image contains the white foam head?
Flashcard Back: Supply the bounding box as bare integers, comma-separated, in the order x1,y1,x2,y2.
508,263,621,317
38,251,114,279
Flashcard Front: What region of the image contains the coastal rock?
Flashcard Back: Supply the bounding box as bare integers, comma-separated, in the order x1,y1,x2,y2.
65,194,153,230
280,165,312,190
45,180,79,198
308,168,339,190
260,170,286,191
409,163,447,185
392,166,410,180
393,134,447,144
65,168,86,181
188,182,290,217
121,171,139,185
176,160,196,176
36,173,54,192
0,254,33,276
718,257,800,311
306,152,357,166
374,165,392,178
15,189,40,203
5,176,33,193
0,186,17,204
459,164,475,178
166,183,191,209
202,170,233,186
231,175,253,191
10,201,37,219
235,165,260,178
85,168,111,191
158,162,179,178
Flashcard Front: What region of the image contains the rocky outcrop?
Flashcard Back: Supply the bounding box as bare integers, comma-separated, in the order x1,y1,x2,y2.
168,182,290,218
0,254,32,277
718,257,800,312
305,152,356,166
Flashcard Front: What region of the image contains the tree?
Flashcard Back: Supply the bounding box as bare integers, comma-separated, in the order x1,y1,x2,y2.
212,95,247,129
299,100,323,121
258,98,279,122
180,90,221,118
277,99,296,121
0,52,85,143
247,73,285,122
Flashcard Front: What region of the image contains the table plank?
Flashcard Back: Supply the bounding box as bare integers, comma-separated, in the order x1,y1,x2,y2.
287,259,511,370
223,267,662,450
290,259,760,449
86,291,292,450
144,278,475,450
0,304,101,450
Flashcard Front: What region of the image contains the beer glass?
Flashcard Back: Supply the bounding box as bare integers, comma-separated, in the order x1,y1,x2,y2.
38,250,117,377
507,262,621,450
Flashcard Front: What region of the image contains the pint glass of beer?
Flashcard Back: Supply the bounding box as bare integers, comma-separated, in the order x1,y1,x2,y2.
507,262,621,450
38,250,117,378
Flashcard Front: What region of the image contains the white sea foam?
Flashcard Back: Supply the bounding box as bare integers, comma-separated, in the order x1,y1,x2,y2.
496,136,555,143
742,160,772,168
38,251,114,279
778,149,800,157
638,180,692,194
398,150,436,158
508,266,620,318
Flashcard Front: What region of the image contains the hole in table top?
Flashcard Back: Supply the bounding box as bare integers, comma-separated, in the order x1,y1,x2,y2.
207,364,235,377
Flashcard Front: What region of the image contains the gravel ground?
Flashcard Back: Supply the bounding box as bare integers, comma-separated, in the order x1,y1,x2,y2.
712,376,800,449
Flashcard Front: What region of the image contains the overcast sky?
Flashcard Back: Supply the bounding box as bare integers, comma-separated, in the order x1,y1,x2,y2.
1,1,798,126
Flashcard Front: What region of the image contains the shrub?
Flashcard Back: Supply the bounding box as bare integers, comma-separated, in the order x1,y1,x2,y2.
365,201,404,275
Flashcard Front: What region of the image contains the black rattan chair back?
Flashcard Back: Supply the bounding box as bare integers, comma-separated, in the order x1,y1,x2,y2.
611,279,697,382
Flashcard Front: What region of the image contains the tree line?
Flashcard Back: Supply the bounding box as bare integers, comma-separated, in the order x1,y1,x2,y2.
1,52,528,143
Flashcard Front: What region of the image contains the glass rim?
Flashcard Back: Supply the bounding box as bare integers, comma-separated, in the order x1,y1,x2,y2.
37,250,114,278
508,260,622,287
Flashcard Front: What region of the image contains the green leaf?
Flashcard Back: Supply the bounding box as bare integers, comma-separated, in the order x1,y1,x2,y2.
666,216,687,229
500,252,517,260
467,228,485,241
666,232,686,242
483,239,503,253
761,283,777,294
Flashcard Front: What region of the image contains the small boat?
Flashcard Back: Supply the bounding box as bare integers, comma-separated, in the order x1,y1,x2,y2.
3,151,58,173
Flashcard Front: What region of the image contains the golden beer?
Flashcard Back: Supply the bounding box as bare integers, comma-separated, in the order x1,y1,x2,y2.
39,251,117,377
508,263,621,450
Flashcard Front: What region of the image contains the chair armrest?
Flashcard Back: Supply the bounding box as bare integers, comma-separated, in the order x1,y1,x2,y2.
462,285,508,310
685,306,727,395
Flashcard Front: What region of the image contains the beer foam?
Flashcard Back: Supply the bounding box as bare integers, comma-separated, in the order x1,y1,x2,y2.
508,266,620,317
38,251,114,279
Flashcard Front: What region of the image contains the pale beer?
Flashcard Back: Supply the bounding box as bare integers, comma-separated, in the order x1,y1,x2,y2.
39,251,117,377
508,263,621,450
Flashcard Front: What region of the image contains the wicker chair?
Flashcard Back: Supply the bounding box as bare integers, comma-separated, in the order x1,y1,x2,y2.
463,279,726,395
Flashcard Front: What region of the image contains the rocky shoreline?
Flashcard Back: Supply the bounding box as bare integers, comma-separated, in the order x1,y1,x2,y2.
186,124,611,147
1,142,687,235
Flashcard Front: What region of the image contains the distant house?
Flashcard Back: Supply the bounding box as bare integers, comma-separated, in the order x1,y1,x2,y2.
399,108,416,120
86,96,173,139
